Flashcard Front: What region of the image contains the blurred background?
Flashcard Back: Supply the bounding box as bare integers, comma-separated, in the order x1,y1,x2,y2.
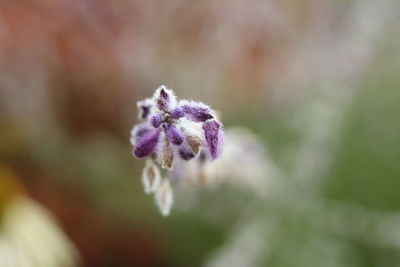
1,0,400,266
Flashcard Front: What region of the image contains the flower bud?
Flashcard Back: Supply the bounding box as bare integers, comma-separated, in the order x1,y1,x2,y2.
178,143,195,160
142,160,161,194
133,129,161,158
130,124,151,146
180,119,204,156
157,134,174,170
170,107,184,119
153,85,177,111
165,124,184,145
179,101,214,122
203,119,223,160
150,112,163,128
155,179,174,216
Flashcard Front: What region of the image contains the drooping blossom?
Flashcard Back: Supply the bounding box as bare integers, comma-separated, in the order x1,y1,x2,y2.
155,179,174,216
142,159,161,194
130,85,224,215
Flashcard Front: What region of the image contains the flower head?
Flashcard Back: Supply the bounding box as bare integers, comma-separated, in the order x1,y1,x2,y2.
131,85,224,215
132,85,223,164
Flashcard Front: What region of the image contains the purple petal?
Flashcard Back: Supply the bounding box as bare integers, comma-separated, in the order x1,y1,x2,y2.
179,101,214,122
202,119,223,160
153,85,176,111
164,124,184,145
170,107,184,119
133,128,161,158
150,112,163,128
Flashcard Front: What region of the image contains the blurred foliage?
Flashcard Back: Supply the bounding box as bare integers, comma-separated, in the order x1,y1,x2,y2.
324,51,400,210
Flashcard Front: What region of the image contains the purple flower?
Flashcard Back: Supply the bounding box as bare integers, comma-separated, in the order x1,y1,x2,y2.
133,128,161,158
153,85,177,111
150,112,163,128
203,119,223,160
179,100,215,122
164,124,184,145
132,86,223,164
130,123,152,146
170,107,185,119
131,85,224,215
